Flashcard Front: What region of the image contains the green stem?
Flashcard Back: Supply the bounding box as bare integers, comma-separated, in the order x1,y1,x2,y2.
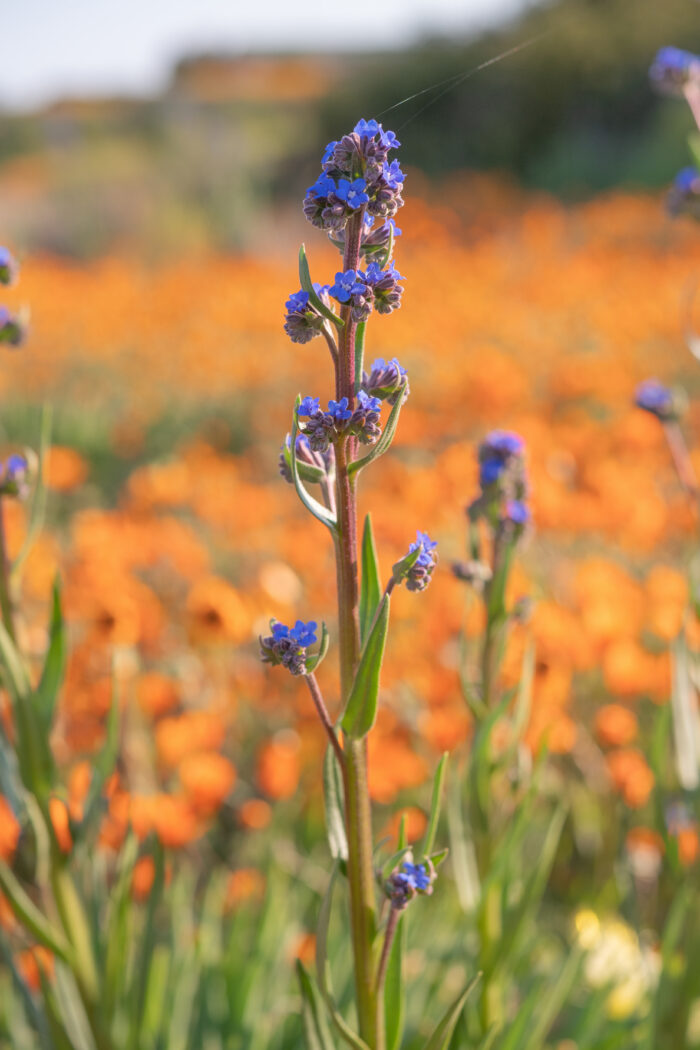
478,879,503,1032
0,496,16,642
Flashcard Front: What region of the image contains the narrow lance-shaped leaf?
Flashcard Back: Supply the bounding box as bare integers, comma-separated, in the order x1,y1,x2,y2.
341,593,390,738
349,392,404,477
421,974,481,1050
671,637,700,790
0,859,73,962
12,402,52,580
385,912,406,1050
299,244,344,330
291,398,337,531
316,863,371,1050
296,961,335,1050
359,514,381,645
323,743,348,862
34,576,66,733
419,752,448,860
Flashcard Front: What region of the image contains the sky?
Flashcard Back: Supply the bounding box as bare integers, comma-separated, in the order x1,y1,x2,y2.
3,0,531,110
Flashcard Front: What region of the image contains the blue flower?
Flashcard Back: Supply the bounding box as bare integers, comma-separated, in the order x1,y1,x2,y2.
482,430,524,457
0,454,29,499
383,160,405,189
307,173,336,198
354,118,380,139
402,862,431,892
650,46,700,95
289,619,318,646
329,269,368,303
260,619,318,675
505,500,530,526
379,129,401,150
0,248,17,287
357,389,381,413
298,396,321,417
362,356,409,405
397,530,438,592
409,530,438,568
667,167,700,220
321,140,337,164
335,178,369,209
328,397,353,422
0,307,24,348
634,379,675,420
480,457,505,486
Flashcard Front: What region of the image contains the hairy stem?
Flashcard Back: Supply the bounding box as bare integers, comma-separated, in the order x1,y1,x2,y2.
334,207,379,1047
304,673,345,769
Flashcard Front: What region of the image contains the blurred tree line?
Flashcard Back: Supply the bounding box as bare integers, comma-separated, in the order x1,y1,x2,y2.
0,0,698,257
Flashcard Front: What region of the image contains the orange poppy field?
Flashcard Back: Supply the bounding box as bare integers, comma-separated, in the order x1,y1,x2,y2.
1,171,700,1047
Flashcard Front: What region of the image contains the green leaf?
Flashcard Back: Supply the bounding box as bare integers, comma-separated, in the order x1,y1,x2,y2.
341,594,390,738
323,743,348,862
53,964,97,1050
421,974,481,1050
512,641,535,741
291,398,337,531
306,622,330,674
516,948,583,1050
446,770,480,913
297,961,335,1050
316,864,370,1050
420,753,448,860
127,843,166,1050
385,913,406,1050
689,131,700,171
34,576,66,733
12,403,52,580
299,244,344,330
359,514,381,645
670,637,700,790
78,673,121,836
0,859,73,963
349,394,404,477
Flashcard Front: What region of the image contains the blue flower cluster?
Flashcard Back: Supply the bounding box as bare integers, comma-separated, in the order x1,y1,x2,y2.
297,393,382,451
259,619,318,676
634,379,676,421
0,454,29,500
284,285,332,345
397,530,438,592
649,47,700,96
471,430,530,533
362,356,409,406
327,264,404,323
667,167,700,220
0,248,17,287
0,249,23,348
304,119,404,234
386,859,435,909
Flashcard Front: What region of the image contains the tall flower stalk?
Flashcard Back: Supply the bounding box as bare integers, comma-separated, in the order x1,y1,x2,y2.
264,120,468,1050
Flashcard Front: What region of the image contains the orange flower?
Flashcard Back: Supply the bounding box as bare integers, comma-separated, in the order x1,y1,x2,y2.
238,798,272,830
606,750,655,809
49,798,72,854
178,752,236,815
0,796,20,862
256,736,301,800
383,807,428,846
186,576,250,644
17,946,54,991
155,710,226,769
137,672,180,719
677,826,700,867
68,761,92,822
131,856,156,902
594,704,638,748
44,446,88,491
